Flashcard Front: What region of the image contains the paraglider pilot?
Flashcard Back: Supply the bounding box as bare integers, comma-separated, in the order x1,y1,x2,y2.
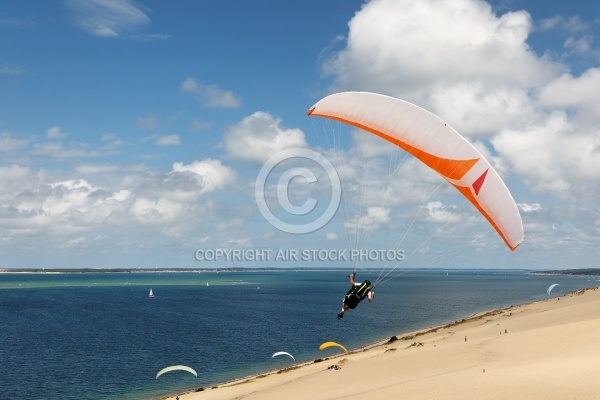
338,273,375,319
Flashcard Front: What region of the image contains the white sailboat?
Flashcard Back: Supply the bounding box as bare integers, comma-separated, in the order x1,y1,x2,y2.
149,288,154,298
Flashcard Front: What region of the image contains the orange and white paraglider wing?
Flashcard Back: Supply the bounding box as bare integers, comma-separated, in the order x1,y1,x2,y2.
307,92,523,251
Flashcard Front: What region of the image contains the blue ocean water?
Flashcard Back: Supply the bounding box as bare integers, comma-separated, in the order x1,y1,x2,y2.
0,269,597,400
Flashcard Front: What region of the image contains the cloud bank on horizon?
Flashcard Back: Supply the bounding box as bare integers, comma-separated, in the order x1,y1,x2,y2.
1,0,599,269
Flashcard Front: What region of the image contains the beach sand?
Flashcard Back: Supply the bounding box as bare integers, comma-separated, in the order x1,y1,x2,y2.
171,286,600,400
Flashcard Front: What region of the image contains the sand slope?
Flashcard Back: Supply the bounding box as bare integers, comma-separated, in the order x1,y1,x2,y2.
173,287,600,400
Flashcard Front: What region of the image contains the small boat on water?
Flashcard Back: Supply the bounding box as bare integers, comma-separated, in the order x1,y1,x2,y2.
149,288,154,298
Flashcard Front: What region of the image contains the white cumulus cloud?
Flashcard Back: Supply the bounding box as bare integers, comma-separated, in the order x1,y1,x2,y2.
224,111,308,163
181,77,242,108
493,112,600,197
343,206,391,235
317,0,572,149
539,68,600,124
156,135,180,146
65,0,151,38
170,159,236,195
46,126,67,139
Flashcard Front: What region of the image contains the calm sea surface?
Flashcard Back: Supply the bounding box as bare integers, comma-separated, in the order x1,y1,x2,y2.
0,269,597,400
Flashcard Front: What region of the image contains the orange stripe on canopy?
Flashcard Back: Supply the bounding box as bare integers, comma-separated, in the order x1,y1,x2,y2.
308,110,478,181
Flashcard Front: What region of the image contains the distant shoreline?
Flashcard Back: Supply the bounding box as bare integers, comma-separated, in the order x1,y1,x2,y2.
529,268,600,276
1,267,599,275
0,267,356,274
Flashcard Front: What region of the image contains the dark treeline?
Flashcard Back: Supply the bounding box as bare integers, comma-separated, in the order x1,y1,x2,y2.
531,268,600,276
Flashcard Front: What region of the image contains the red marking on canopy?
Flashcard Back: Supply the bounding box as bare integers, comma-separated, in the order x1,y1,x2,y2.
472,169,489,195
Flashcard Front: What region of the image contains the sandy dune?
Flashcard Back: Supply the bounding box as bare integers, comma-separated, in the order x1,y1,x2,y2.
170,287,600,400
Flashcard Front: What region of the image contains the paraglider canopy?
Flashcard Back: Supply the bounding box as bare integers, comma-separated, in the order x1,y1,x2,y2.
307,91,524,251
547,284,560,295
319,341,348,354
272,351,295,360
155,365,198,379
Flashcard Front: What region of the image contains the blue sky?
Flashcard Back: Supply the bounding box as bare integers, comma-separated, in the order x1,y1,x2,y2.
1,0,600,271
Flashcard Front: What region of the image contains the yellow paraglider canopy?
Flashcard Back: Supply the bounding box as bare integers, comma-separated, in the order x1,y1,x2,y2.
319,341,348,354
